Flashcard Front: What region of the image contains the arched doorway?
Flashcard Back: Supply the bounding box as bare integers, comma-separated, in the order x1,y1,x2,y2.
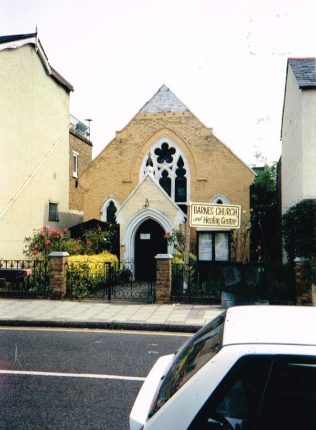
134,219,167,281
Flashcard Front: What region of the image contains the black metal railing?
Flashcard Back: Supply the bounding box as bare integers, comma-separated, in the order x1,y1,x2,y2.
0,259,49,297
172,261,295,305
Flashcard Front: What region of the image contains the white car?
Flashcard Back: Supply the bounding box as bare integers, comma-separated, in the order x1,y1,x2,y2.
130,305,316,430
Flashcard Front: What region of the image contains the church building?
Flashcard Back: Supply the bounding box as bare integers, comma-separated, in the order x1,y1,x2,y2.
79,85,255,280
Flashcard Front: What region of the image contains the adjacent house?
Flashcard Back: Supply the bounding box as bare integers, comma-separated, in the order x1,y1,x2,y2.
0,33,91,259
79,85,255,280
281,58,316,214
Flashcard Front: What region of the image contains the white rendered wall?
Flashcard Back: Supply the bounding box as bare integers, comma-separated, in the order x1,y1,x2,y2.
281,67,304,214
0,46,70,259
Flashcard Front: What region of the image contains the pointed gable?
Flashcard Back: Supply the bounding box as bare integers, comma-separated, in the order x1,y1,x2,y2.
0,32,73,92
116,173,185,226
139,84,188,114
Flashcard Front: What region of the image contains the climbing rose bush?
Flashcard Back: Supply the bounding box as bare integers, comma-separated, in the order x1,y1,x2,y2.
24,224,117,257
24,226,71,257
164,229,185,254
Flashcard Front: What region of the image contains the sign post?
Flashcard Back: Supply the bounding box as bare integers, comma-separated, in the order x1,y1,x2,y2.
183,205,191,291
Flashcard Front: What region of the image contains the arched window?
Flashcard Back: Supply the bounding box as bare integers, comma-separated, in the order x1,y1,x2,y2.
101,198,119,223
211,194,229,205
159,170,171,196
175,157,187,202
140,138,189,204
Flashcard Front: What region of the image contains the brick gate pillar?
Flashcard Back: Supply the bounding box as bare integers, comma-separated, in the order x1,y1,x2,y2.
48,252,69,299
294,257,313,305
155,254,173,304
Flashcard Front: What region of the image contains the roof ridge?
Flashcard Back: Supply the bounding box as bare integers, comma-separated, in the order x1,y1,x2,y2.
139,84,189,114
0,33,37,44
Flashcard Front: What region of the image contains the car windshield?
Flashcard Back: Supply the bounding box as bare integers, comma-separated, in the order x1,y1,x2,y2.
149,312,226,417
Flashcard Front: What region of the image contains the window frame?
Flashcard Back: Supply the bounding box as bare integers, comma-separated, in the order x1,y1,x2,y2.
197,231,231,261
101,198,119,223
72,151,79,178
140,137,190,204
149,313,225,419
48,202,59,222
189,353,316,430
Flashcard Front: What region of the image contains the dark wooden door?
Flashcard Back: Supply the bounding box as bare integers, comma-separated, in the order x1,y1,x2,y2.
135,220,167,281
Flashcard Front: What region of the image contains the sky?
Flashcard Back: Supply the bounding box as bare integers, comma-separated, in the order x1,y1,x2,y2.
1,0,316,165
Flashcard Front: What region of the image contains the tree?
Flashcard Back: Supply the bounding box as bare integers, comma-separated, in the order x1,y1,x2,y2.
250,162,281,262
282,199,316,262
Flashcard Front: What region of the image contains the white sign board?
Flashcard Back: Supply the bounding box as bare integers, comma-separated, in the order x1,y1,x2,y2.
190,203,241,229
140,233,151,240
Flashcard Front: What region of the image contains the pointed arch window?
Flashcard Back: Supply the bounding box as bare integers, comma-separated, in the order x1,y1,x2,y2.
159,170,171,196
175,157,187,202
140,138,189,204
106,201,117,223
211,195,230,205
101,198,119,224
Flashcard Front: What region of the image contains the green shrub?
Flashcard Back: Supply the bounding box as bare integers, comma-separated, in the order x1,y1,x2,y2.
282,200,316,261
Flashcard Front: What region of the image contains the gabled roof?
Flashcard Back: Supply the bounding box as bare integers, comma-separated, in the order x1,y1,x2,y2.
0,33,37,44
281,58,316,138
139,84,188,114
288,58,316,89
117,172,186,224
0,32,73,92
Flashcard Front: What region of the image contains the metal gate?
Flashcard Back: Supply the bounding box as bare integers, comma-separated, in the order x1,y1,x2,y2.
67,261,156,303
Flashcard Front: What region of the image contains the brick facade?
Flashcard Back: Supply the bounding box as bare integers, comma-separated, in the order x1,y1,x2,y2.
80,112,254,221
79,86,255,269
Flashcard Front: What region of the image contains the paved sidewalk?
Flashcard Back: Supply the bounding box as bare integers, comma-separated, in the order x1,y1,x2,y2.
0,298,223,332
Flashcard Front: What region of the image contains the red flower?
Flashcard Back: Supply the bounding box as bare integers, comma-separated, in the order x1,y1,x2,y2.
45,239,50,246
86,240,92,246
164,232,171,239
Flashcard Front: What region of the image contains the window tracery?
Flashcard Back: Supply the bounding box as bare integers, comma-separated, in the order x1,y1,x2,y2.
141,139,189,204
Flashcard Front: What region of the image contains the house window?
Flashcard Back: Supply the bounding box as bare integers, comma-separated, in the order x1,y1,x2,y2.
198,231,230,261
140,138,189,205
48,202,59,222
73,151,79,178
